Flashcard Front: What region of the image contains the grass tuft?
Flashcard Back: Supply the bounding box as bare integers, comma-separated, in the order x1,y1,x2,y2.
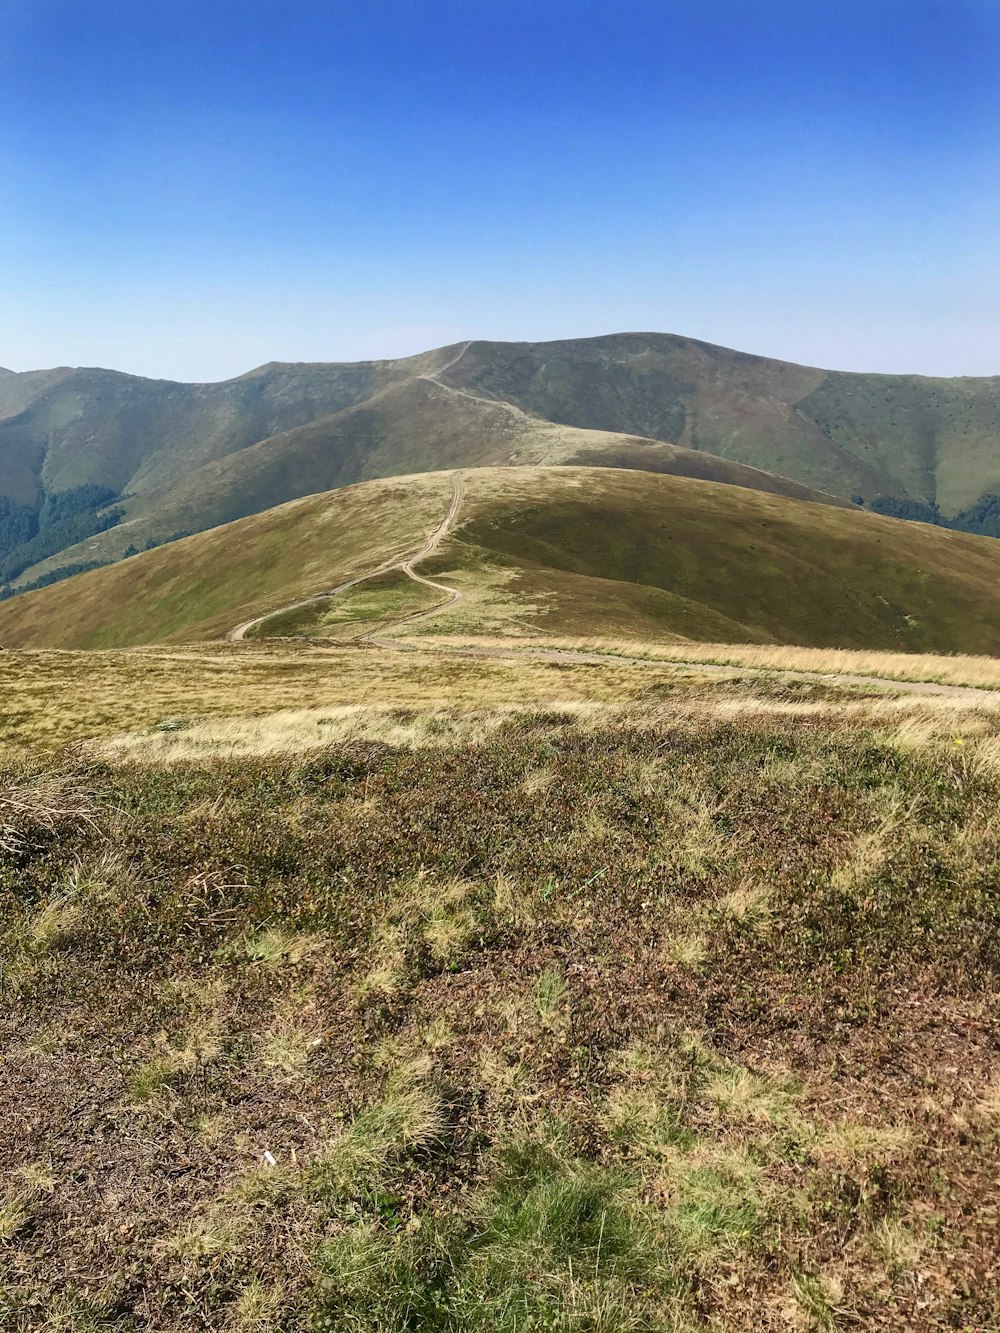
27,897,81,954
0,770,98,855
244,925,323,965
309,1065,444,1201
314,1138,680,1331
790,1271,839,1329
700,1065,799,1127
0,1195,32,1243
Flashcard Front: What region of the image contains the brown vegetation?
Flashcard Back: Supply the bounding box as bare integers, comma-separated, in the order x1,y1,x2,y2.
2,680,1000,1329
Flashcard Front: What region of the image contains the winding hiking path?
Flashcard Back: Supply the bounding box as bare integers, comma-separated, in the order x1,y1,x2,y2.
231,471,997,701
230,344,476,644
229,470,466,644
364,471,466,645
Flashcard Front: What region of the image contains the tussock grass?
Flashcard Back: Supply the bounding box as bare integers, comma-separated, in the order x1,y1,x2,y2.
244,924,323,966
8,637,1000,766
520,765,555,795
357,874,486,1002
230,1277,285,1332
700,1064,799,1127
14,1163,57,1194
715,880,772,927
0,768,98,853
601,1073,692,1159
314,1138,681,1332
258,1017,320,1078
534,965,567,1028
595,1033,920,1279
791,1271,839,1329
0,643,632,753
0,1194,33,1243
26,897,81,954
975,1075,1000,1121
662,931,708,967
166,1217,240,1261
871,1216,925,1276
806,1120,912,1168
129,995,228,1103
308,1063,444,1201
654,1147,762,1253
130,1048,198,1102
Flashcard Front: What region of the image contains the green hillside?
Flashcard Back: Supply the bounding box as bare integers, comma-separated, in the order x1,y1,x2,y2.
0,347,846,595
441,468,1000,651
2,331,999,596
0,473,459,649
4,465,1000,655
445,335,1000,514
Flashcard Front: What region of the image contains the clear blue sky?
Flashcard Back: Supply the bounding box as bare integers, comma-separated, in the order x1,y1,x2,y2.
2,0,999,380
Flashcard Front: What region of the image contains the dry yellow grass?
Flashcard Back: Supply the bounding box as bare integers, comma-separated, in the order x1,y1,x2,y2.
91,691,1000,763
420,633,1000,690
0,642,688,751
4,635,1000,761
99,705,517,761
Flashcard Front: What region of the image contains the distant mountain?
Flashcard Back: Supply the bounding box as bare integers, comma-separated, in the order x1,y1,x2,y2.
444,336,1000,512
4,465,1000,654
1,332,998,595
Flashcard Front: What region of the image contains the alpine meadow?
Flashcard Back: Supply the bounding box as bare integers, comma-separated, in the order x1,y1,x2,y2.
4,2,1000,1331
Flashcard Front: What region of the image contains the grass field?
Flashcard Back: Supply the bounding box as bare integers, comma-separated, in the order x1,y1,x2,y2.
2,639,1000,1330
3,639,1000,755
0,642,738,751
422,634,1000,690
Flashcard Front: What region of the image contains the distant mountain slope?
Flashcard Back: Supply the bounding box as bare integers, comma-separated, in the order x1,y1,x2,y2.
1,331,998,594
0,356,847,592
442,335,1000,514
3,465,1000,655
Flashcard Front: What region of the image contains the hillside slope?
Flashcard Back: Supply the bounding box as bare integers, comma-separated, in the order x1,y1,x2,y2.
4,466,1000,655
13,378,849,589
3,331,999,592
0,349,486,590
438,468,1000,650
444,335,1000,513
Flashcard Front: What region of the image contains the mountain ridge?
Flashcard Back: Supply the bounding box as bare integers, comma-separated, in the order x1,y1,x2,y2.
2,331,999,596
11,328,1000,385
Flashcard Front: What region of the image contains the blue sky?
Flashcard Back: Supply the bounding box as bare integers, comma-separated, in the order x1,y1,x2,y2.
2,0,999,380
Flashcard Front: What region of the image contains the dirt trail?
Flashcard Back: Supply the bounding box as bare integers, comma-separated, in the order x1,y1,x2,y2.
434,341,472,376
364,472,465,644
229,471,466,644
415,339,545,421
392,641,995,701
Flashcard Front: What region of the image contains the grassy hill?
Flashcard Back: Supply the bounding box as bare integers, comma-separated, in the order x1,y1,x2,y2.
17,377,845,593
4,465,1000,654
3,331,1000,594
0,473,460,648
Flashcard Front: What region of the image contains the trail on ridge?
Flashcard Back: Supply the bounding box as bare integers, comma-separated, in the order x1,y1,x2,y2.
229,470,466,643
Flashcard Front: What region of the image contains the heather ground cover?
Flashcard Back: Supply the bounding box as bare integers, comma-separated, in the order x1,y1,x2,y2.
2,690,999,1330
